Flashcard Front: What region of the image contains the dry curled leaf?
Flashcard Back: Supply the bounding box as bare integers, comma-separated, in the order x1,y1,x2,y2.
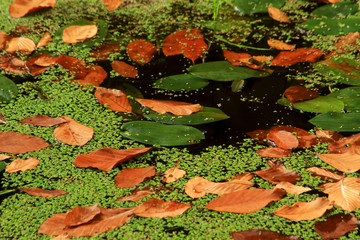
9,0,56,18
21,115,66,126
256,147,291,158
254,160,301,184
5,158,40,173
267,130,299,150
111,61,138,78
0,132,50,154
134,198,191,218
267,39,295,51
37,32,52,48
20,187,68,198
101,0,124,11
284,85,319,103
115,166,156,188
94,87,132,113
62,25,98,43
274,182,312,195
126,40,157,65
5,37,35,54
268,7,291,23
135,98,202,115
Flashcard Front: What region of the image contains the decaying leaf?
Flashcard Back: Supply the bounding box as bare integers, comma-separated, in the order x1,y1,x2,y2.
117,189,153,202
284,85,319,103
57,55,88,79
327,132,360,154
62,25,98,43
102,0,124,11
0,32,11,50
325,32,360,59
246,129,269,143
231,229,299,240
37,32,52,48
135,98,202,115
315,129,342,143
163,162,186,183
254,161,301,184
273,197,333,221
111,61,138,78
9,0,56,18
115,166,156,188
5,158,40,173
275,182,312,195
222,50,266,70
94,87,132,113
267,130,299,150
0,132,50,154
271,48,322,66
268,7,291,23
306,167,344,182
65,203,101,227
76,65,107,87
89,44,121,61
133,198,191,218
256,147,291,158
20,187,68,198
26,54,58,75
205,188,285,214
53,116,94,146
267,39,295,51
21,115,66,126
126,40,157,65
5,37,35,54
314,213,358,240
317,153,360,173
0,55,26,74
73,147,151,171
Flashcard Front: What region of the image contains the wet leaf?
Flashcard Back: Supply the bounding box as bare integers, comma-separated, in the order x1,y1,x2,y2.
267,39,295,50
314,213,358,239
89,44,121,61
256,147,291,158
9,0,56,18
117,189,153,202
65,203,101,227
37,32,52,48
102,0,124,11
53,116,94,146
309,112,360,132
267,130,299,150
246,129,269,143
306,167,344,182
95,87,132,113
57,55,88,79
163,163,186,183
327,86,360,113
327,132,360,154
73,147,151,171
126,40,156,65
223,49,265,70
233,0,286,14
134,198,191,218
0,55,26,74
21,115,66,126
120,121,205,146
311,1,358,19
115,166,156,188
62,25,98,43
5,158,40,173
231,229,299,240
325,32,360,59
315,129,343,143
111,61,138,78
135,98,202,115
76,65,107,87
284,85,319,103
26,54,58,75
5,37,35,54
271,48,322,66
153,74,209,91
0,75,18,102
269,125,318,148
274,182,312,195
293,96,344,113
20,188,68,198
268,7,291,23
0,132,50,154
300,17,360,36
254,160,301,184
317,153,360,173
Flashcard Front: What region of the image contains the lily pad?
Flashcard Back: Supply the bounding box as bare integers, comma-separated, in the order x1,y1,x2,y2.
142,107,229,125
293,96,344,113
0,75,18,102
310,1,358,19
233,0,285,14
153,74,209,91
120,121,205,146
328,87,360,112
188,61,271,81
299,17,360,36
309,112,360,132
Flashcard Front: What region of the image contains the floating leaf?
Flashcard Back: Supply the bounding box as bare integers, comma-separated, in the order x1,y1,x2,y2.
5,158,40,173
134,198,191,218
267,130,299,150
5,37,35,54
21,115,66,126
314,213,358,240
102,0,124,11
117,189,153,202
316,129,343,143
327,132,360,154
325,32,360,59
62,25,98,43
222,50,266,70
126,40,156,65
328,86,360,112
233,0,286,14
26,54,58,75
120,121,205,146
9,0,56,18
37,32,52,48
310,1,358,19
111,61,138,78
77,65,107,87
254,161,301,184
0,75,18,102
256,147,291,158
306,167,344,182
153,74,209,91
95,87,132,113
284,85,319,103
89,44,121,61
115,166,156,188
57,55,88,79
20,188,68,198
0,55,26,74
268,7,291,23
300,17,360,36
73,147,151,171
163,163,186,183
271,48,322,66
65,203,101,227
309,112,360,132
53,116,94,146
231,229,299,240
317,153,360,173
274,182,312,195
267,39,295,50
136,98,202,115
293,96,344,113
0,32,11,50
0,132,50,154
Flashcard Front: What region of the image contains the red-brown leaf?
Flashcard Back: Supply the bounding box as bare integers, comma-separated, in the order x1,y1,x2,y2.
0,132,50,154
253,160,301,184
5,37,35,54
102,0,124,11
231,229,299,240
268,7,291,23
20,187,68,198
0,55,27,74
26,54,58,75
115,166,156,188
163,165,186,183
89,44,121,61
270,125,318,148
284,85,319,103
111,61,138,78
135,98,202,115
314,213,358,239
223,49,264,70
325,32,360,59
306,167,344,182
62,25,98,43
75,65,107,87
21,115,66,126
65,203,101,227
94,87,132,113
9,0,56,18
317,153,360,173
126,40,157,65
267,39,295,51
246,129,269,143
327,132,360,154
57,55,88,79
271,48,322,66
134,198,191,218
5,158,40,173
73,147,151,171
315,129,343,143
267,130,299,150
256,147,291,158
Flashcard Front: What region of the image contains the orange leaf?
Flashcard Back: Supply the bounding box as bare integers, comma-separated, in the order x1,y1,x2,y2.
267,130,299,150
0,32,11,50
284,85,319,103
5,158,40,173
9,0,56,18
256,147,291,158
102,0,124,11
57,55,88,79
270,125,318,148
231,229,299,240
0,154,12,161
135,98,202,115
0,55,27,74
89,44,121,61
73,147,151,171
21,115,66,126
315,129,342,143
314,213,358,239
274,197,333,221
306,167,344,182
94,87,132,113
126,40,157,65
246,129,269,143
163,164,186,183
0,132,50,154
271,48,322,66
274,182,312,195
268,7,291,23
65,203,101,227
327,132,360,154
117,189,153,202
223,49,263,70
26,54,58,75
37,32,52,48
181,37,208,64
317,153,360,173
325,32,360,59
0,114,6,124
253,160,301,184
5,37,35,54
20,187,68,198
267,39,295,51
134,198,191,218
53,116,94,146
111,61,138,78
115,166,156,188
76,65,107,87
62,25,98,43
205,188,285,213
321,177,360,212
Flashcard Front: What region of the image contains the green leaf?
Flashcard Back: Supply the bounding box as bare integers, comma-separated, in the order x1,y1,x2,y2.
0,189,15,196
309,112,360,132
293,96,344,113
188,61,271,81
142,107,229,125
231,79,245,92
0,161,5,172
328,87,360,112
120,121,205,146
310,1,358,19
153,74,209,91
0,75,18,102
233,0,286,14
299,17,360,36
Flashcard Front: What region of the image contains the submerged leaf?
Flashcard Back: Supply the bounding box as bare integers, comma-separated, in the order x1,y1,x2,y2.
284,85,319,103
111,61,138,78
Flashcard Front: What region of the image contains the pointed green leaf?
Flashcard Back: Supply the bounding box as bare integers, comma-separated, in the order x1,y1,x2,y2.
309,112,360,132
0,75,18,102
293,96,344,113
299,17,360,36
328,87,360,112
153,74,209,91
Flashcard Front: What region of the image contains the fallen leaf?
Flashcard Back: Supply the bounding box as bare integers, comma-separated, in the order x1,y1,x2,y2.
76,65,107,87
117,189,153,202
135,98,202,115
325,32,360,59
223,49,264,70
65,203,101,227
0,32,11,50
181,37,208,63
314,213,358,239
20,115,66,126
275,182,312,195
253,160,301,184
0,55,26,74
94,87,132,113
246,129,269,143
37,32,52,48
5,158,40,173
126,40,157,65
111,61,138,78
317,153,360,173
268,7,291,23
315,129,342,143
50,235,71,240
73,147,151,171
26,54,58,75
20,187,68,198
9,0,56,18
271,48,322,66
0,154,12,161
205,188,285,213
0,132,50,154
134,198,191,218
115,166,156,188
163,163,186,183
0,114,6,124
231,229,299,240
102,0,124,11
267,130,299,150
53,116,94,146
62,25,98,43
284,85,319,103
273,197,333,221
89,44,121,61
327,132,360,154
5,37,35,54
256,147,291,158
321,177,360,212
267,39,295,51
57,55,88,79
270,125,318,148
306,167,344,182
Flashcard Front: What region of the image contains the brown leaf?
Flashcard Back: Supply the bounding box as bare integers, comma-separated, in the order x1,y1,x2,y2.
0,154,12,161
223,49,265,70
50,235,71,240
267,39,295,51
111,61,138,78
314,213,358,240
321,177,360,212
117,189,153,202
57,55,88,79
0,114,7,124
253,160,301,184
38,206,134,237
62,25,98,43
5,37,35,54
94,87,132,113
268,7,291,23
0,132,50,154
134,198,191,218
65,203,101,227
271,48,322,66
268,130,299,150
21,115,66,126
74,147,151,171
0,55,26,74
115,166,156,188
231,229,299,240
163,165,186,183
246,129,269,143
269,125,318,148
273,197,333,221
317,153,360,173
5,158,40,173
284,85,319,103
135,98,202,115
306,167,344,182
126,40,157,65
20,187,68,198
9,0,56,18
274,182,312,195
0,32,11,50
37,32,52,48
256,147,291,158
327,132,360,154
205,188,285,214
325,32,360,59
26,54,58,75
315,129,343,143
89,44,121,61
53,116,94,146
76,65,107,87
102,0,124,11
